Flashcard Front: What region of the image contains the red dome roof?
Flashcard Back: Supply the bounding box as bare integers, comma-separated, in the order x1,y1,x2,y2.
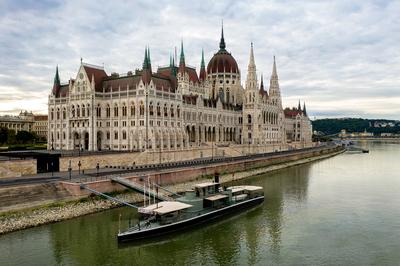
207,50,239,74
207,26,240,74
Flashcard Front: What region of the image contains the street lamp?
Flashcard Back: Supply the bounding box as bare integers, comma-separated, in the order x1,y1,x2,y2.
78,160,81,175
68,160,72,180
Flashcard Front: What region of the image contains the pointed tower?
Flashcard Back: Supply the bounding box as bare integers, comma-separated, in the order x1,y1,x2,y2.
269,56,282,106
303,102,307,116
219,22,226,51
199,49,206,81
142,47,152,84
298,100,301,111
245,43,257,92
242,43,260,145
179,41,186,74
259,74,268,98
52,66,61,96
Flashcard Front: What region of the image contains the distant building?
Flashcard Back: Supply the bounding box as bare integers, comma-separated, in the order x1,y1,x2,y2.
33,115,48,139
0,111,34,133
284,102,312,144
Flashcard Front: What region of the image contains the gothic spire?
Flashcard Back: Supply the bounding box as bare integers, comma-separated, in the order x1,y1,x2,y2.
179,41,186,73
303,102,307,116
298,100,301,111
199,49,206,81
272,55,278,78
245,42,257,91
52,65,61,96
147,46,152,72
219,21,226,50
142,47,149,69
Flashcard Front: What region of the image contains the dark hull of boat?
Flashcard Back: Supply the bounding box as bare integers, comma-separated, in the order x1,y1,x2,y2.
118,196,264,243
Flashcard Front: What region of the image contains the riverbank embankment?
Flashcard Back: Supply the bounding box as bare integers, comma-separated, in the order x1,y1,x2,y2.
0,146,344,235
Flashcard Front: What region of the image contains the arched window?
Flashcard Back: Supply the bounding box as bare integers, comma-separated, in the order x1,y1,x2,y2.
156,103,161,116
71,106,75,117
114,131,118,140
87,104,90,116
122,103,127,116
149,102,154,116
50,108,54,120
130,102,135,116
122,130,127,140
62,108,66,119
96,105,101,117
56,108,60,120
106,104,110,117
164,104,168,117
177,105,180,118
82,104,85,117
170,104,174,118
139,101,144,116
247,114,252,124
77,105,80,117
113,104,118,117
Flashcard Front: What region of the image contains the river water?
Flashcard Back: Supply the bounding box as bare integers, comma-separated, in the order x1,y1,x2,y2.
1,141,400,265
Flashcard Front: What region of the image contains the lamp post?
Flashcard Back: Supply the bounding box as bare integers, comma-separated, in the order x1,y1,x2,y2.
68,160,72,180
96,162,99,177
78,160,81,175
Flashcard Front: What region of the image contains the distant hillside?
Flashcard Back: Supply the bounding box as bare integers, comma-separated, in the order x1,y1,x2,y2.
312,118,400,135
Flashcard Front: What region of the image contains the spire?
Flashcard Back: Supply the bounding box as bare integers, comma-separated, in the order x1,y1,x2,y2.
303,102,307,116
269,56,281,99
219,21,226,50
199,49,206,81
272,55,278,78
142,47,149,69
179,41,186,73
147,46,152,71
245,42,257,91
142,47,152,84
298,100,301,111
259,74,266,95
52,65,61,96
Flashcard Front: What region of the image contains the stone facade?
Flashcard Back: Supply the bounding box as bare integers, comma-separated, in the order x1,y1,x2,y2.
48,27,312,152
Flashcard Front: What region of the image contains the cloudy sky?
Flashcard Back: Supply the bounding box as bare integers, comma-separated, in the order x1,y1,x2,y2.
0,0,399,119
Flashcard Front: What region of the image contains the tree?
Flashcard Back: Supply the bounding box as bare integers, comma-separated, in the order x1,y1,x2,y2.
0,127,8,144
16,130,36,144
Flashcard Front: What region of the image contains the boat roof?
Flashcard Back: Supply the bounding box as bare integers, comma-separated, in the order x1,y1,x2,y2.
205,194,228,201
139,201,192,215
228,185,263,193
194,182,219,188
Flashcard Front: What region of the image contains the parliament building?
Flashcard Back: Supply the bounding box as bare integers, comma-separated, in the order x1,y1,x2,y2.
48,27,312,152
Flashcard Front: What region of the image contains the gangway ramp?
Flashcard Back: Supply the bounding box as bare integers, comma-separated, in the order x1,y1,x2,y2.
110,176,173,201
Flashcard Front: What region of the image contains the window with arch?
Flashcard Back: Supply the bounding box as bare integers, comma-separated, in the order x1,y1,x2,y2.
96,105,101,117
71,106,75,117
156,103,161,116
149,102,154,116
87,104,90,116
247,114,252,124
122,130,127,140
106,104,110,117
177,105,180,118
122,104,127,117
62,108,66,119
164,104,168,117
56,108,60,120
130,103,135,116
82,104,85,117
139,101,144,116
114,131,118,140
76,105,80,117
113,104,118,117
50,108,54,120
170,104,174,118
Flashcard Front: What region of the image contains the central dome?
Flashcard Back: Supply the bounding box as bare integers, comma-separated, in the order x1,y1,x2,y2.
207,27,239,74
